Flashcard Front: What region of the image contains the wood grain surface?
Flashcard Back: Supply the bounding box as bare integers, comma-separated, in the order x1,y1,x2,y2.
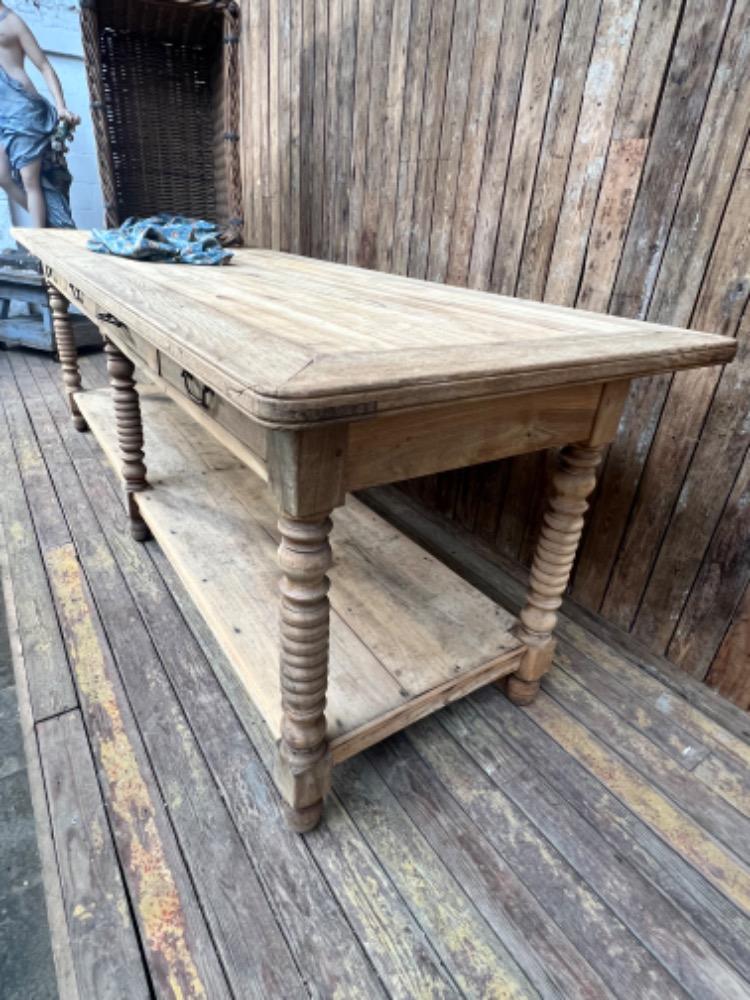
13,228,734,430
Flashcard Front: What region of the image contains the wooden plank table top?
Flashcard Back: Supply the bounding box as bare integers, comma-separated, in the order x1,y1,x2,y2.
13,224,738,833
14,228,735,427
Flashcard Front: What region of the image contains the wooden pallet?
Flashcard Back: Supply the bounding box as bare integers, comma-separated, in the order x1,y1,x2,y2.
77,385,523,763
0,266,102,353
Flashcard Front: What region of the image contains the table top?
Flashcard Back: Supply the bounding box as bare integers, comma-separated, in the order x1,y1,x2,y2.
15,228,736,426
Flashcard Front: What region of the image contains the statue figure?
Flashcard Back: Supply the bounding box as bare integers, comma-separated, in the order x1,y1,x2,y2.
0,2,80,228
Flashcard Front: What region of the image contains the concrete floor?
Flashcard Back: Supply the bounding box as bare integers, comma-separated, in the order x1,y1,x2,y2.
0,607,57,999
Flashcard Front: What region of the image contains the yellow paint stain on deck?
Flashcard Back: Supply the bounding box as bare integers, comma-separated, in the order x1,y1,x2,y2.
90,817,105,854
16,438,45,474
409,721,633,946
694,754,750,819
9,520,26,547
349,780,534,999
562,621,750,770
322,802,454,1000
117,897,132,928
72,903,94,922
47,543,207,1000
527,692,750,915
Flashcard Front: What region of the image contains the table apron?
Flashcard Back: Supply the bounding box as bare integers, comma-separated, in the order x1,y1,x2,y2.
344,382,604,490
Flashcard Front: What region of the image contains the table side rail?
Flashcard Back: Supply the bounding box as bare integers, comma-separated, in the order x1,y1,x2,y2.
344,382,604,490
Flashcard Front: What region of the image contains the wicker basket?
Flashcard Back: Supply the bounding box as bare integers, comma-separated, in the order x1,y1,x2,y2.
80,0,242,243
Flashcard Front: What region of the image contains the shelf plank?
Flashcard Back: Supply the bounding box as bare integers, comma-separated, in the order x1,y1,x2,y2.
77,387,522,762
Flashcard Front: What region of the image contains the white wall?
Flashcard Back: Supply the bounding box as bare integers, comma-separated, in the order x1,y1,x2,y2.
1,0,104,243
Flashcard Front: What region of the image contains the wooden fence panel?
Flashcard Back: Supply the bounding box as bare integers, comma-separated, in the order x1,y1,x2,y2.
240,0,750,704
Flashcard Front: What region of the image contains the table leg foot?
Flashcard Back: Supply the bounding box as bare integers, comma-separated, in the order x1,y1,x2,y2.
506,676,540,706
130,520,151,542
275,745,332,832
127,496,151,542
505,638,555,705
282,799,324,834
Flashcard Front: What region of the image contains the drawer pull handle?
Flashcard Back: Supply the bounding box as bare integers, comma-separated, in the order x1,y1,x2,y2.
181,369,214,410
96,311,127,329
68,283,83,303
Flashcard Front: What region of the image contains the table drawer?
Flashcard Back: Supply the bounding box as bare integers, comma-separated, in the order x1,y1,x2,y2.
96,314,159,373
158,352,267,465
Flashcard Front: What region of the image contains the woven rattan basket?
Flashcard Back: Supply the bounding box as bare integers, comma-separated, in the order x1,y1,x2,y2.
80,0,242,243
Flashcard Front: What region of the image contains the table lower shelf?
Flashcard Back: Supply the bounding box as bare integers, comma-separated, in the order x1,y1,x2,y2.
77,386,524,764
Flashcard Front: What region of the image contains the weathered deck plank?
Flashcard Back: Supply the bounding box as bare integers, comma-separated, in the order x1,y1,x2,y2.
37,710,151,999
436,699,750,999
524,693,750,915
9,355,305,998
332,754,539,999
398,719,688,1000
23,350,448,998
553,646,712,770
0,372,76,721
472,687,750,982
542,668,750,860
3,349,750,1000
366,734,616,1000
2,355,232,1000
0,517,70,1000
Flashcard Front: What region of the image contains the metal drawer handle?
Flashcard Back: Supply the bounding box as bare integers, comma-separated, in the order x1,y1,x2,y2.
181,369,214,410
96,311,127,329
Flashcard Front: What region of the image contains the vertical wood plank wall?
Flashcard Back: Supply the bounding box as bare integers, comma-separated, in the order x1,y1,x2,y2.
239,0,750,704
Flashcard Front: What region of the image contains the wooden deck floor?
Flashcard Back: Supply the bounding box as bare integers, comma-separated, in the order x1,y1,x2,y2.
3,347,750,999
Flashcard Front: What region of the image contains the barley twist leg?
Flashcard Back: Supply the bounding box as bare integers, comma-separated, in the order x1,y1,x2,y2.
48,284,87,431
104,339,150,541
275,513,333,832
508,444,604,705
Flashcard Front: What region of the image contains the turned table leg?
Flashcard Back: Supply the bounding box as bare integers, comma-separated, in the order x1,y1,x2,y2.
275,513,333,832
508,443,604,706
47,284,87,431
104,339,150,542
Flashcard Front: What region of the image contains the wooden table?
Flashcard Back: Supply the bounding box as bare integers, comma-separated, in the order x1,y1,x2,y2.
14,227,735,831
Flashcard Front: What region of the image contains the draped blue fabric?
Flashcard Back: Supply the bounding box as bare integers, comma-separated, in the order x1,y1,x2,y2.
0,66,75,228
88,216,233,265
